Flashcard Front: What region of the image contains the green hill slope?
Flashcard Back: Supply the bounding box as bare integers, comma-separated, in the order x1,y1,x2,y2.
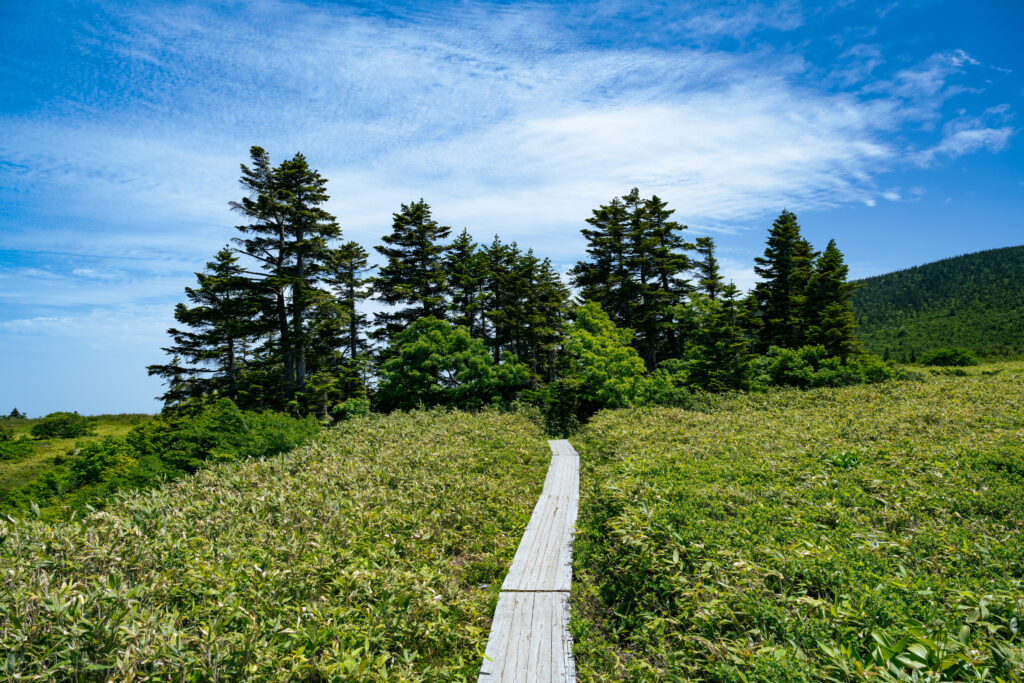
852,245,1024,361
0,409,550,680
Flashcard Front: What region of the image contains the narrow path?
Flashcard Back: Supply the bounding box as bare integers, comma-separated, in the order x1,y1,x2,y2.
478,439,579,682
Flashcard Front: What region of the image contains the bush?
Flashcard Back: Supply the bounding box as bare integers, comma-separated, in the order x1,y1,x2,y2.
919,347,979,366
752,346,897,389
376,317,529,412
30,411,93,439
4,399,320,516
0,422,12,441
331,397,371,421
0,437,35,462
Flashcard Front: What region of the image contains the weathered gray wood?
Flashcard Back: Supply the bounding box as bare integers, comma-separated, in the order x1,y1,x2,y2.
479,440,579,682
478,592,574,682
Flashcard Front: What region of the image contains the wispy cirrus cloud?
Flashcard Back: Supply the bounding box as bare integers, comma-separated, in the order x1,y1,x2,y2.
2,0,989,264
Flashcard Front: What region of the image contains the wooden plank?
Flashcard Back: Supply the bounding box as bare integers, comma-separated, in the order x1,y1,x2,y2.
478,592,574,682
479,440,579,681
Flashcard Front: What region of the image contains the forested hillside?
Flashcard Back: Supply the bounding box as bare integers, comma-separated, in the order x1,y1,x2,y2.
852,245,1024,361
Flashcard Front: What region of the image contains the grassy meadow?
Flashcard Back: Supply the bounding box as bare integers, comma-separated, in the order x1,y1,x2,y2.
0,409,549,680
570,362,1024,681
0,414,151,494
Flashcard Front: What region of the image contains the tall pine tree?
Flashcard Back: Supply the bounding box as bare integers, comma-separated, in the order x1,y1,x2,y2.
753,210,816,351
147,247,263,405
694,236,724,300
804,239,860,358
373,199,451,342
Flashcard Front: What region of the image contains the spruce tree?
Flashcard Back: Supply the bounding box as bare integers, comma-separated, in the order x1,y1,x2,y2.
804,239,860,358
325,240,372,361
148,247,262,405
444,229,486,337
685,283,751,391
230,146,295,400
275,153,342,390
694,236,724,300
572,189,690,369
753,210,816,351
373,199,451,342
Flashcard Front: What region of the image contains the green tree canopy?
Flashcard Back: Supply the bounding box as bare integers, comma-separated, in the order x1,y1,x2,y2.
375,317,529,412
563,301,647,409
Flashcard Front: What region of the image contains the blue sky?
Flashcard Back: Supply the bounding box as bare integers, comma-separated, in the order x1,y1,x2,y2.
1,0,1022,415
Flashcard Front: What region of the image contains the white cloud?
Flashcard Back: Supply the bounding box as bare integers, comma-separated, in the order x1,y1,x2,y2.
0,1,1015,275
882,190,901,201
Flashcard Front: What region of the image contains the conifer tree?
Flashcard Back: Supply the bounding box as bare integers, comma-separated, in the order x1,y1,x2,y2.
148,247,262,404
229,147,342,401
572,189,690,369
694,236,724,300
373,199,451,342
753,210,816,351
275,153,342,390
804,239,860,358
230,146,295,399
325,240,372,361
685,283,751,391
444,229,486,337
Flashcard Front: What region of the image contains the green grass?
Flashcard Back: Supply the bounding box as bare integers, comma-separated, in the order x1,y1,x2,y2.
571,362,1024,681
0,409,549,681
0,414,151,493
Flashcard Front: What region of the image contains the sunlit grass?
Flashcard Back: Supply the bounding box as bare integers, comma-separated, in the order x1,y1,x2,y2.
0,414,151,492
1,409,549,680
571,362,1024,681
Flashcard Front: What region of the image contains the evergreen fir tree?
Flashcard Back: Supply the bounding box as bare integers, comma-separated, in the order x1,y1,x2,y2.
444,229,486,337
753,210,816,351
325,240,372,361
572,189,690,369
229,146,295,401
372,199,451,342
148,247,262,405
804,239,860,358
275,153,342,390
694,236,724,300
685,283,751,391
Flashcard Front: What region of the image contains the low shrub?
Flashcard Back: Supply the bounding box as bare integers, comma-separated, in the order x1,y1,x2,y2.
752,346,897,389
0,437,35,462
0,399,320,516
0,409,550,679
331,396,371,421
29,411,93,439
571,368,1024,681
920,347,979,366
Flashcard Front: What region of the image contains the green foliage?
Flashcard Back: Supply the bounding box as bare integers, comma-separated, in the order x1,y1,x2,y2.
919,347,979,367
752,346,897,388
563,302,648,411
571,366,1024,681
0,422,12,441
0,410,550,680
0,437,35,462
331,396,371,421
0,400,318,516
376,317,529,412
29,411,93,439
753,209,816,351
853,245,1024,361
373,199,451,342
571,189,691,370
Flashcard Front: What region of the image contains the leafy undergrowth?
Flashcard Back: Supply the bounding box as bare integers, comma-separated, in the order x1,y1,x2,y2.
571,362,1024,682
0,409,549,681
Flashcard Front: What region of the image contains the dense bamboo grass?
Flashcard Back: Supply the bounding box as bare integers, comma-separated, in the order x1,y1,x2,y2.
1,409,549,681
571,363,1024,681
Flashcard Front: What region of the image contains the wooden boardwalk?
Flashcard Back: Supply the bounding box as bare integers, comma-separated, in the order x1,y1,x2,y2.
478,439,579,682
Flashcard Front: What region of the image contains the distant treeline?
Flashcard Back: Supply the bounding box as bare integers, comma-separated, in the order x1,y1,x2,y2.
149,146,894,428
853,245,1024,361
